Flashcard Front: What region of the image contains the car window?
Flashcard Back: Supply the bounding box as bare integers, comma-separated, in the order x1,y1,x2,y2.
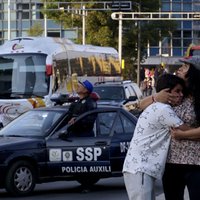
130,84,142,99
113,115,124,134
113,113,135,135
124,86,131,99
128,85,137,97
42,112,62,133
121,113,135,133
0,110,63,137
98,112,117,136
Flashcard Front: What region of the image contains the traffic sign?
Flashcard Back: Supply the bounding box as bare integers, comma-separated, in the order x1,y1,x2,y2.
106,1,132,11
111,12,200,20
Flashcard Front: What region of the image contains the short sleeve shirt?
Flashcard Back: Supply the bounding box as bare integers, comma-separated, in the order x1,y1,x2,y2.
123,102,183,179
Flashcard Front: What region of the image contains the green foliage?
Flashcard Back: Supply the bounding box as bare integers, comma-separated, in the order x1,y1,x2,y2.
27,22,44,36
42,0,177,81
86,11,118,47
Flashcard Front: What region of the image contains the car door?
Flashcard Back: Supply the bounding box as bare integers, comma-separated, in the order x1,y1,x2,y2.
109,110,137,173
45,109,113,178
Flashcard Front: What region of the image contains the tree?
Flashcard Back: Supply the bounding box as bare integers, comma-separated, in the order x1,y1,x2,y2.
27,22,44,36
42,0,177,81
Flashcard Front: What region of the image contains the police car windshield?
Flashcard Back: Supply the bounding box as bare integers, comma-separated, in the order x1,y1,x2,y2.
0,110,63,137
0,53,49,98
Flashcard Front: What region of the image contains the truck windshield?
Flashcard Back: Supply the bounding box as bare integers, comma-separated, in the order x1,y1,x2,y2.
0,53,49,99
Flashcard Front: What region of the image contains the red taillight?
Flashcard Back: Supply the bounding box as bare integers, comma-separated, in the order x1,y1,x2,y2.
46,64,52,76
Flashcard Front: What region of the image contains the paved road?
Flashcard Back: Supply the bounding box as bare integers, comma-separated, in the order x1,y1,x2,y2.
0,178,189,200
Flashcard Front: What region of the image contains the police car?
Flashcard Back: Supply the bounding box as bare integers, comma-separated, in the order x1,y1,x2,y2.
0,105,137,196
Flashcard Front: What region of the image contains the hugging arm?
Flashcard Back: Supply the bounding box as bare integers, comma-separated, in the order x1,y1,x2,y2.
171,126,200,140
139,88,171,110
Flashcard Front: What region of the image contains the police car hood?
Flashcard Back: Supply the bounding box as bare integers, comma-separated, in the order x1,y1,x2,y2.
0,136,44,150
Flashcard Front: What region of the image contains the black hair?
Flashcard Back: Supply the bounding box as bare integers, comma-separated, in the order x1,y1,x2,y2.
185,64,200,125
156,74,185,93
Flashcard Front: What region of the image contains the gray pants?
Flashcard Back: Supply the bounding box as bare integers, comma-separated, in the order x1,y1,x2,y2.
123,172,156,200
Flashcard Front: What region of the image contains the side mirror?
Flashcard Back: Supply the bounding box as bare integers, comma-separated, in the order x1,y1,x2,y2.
58,124,74,141
58,129,68,140
123,96,137,105
128,96,137,101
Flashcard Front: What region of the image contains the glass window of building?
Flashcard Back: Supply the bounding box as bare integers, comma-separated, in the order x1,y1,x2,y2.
162,3,170,11
22,12,29,19
32,3,44,19
149,39,159,46
16,3,29,19
173,31,181,37
0,3,2,20
172,3,181,11
22,21,31,29
175,21,181,29
22,4,29,10
183,39,192,47
194,30,200,38
193,3,200,11
11,31,17,38
150,48,159,56
36,4,44,19
183,31,191,38
173,39,181,47
183,21,192,29
183,3,192,11
194,21,200,30
173,48,182,56
11,21,16,29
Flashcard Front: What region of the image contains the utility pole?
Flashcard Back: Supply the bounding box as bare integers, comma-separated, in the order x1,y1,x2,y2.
8,0,11,40
137,2,141,86
111,11,200,86
18,1,23,37
44,0,47,37
82,5,86,45
118,14,122,67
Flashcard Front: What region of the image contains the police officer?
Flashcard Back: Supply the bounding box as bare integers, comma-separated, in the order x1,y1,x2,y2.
66,80,97,136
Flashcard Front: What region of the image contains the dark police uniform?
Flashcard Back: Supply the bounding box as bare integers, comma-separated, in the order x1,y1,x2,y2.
66,95,97,136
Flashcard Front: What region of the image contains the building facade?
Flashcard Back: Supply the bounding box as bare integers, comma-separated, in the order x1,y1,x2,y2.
1,1,200,61
0,0,78,44
143,0,200,68
148,0,200,57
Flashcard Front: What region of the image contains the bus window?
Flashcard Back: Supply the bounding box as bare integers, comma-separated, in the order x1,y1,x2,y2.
0,53,48,98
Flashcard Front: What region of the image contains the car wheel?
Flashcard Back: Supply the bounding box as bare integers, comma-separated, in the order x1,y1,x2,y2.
5,161,36,196
76,176,100,186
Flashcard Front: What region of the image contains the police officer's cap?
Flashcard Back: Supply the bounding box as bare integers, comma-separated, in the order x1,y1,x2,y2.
79,80,93,93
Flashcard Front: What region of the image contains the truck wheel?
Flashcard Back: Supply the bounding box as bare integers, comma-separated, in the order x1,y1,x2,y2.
5,161,36,196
